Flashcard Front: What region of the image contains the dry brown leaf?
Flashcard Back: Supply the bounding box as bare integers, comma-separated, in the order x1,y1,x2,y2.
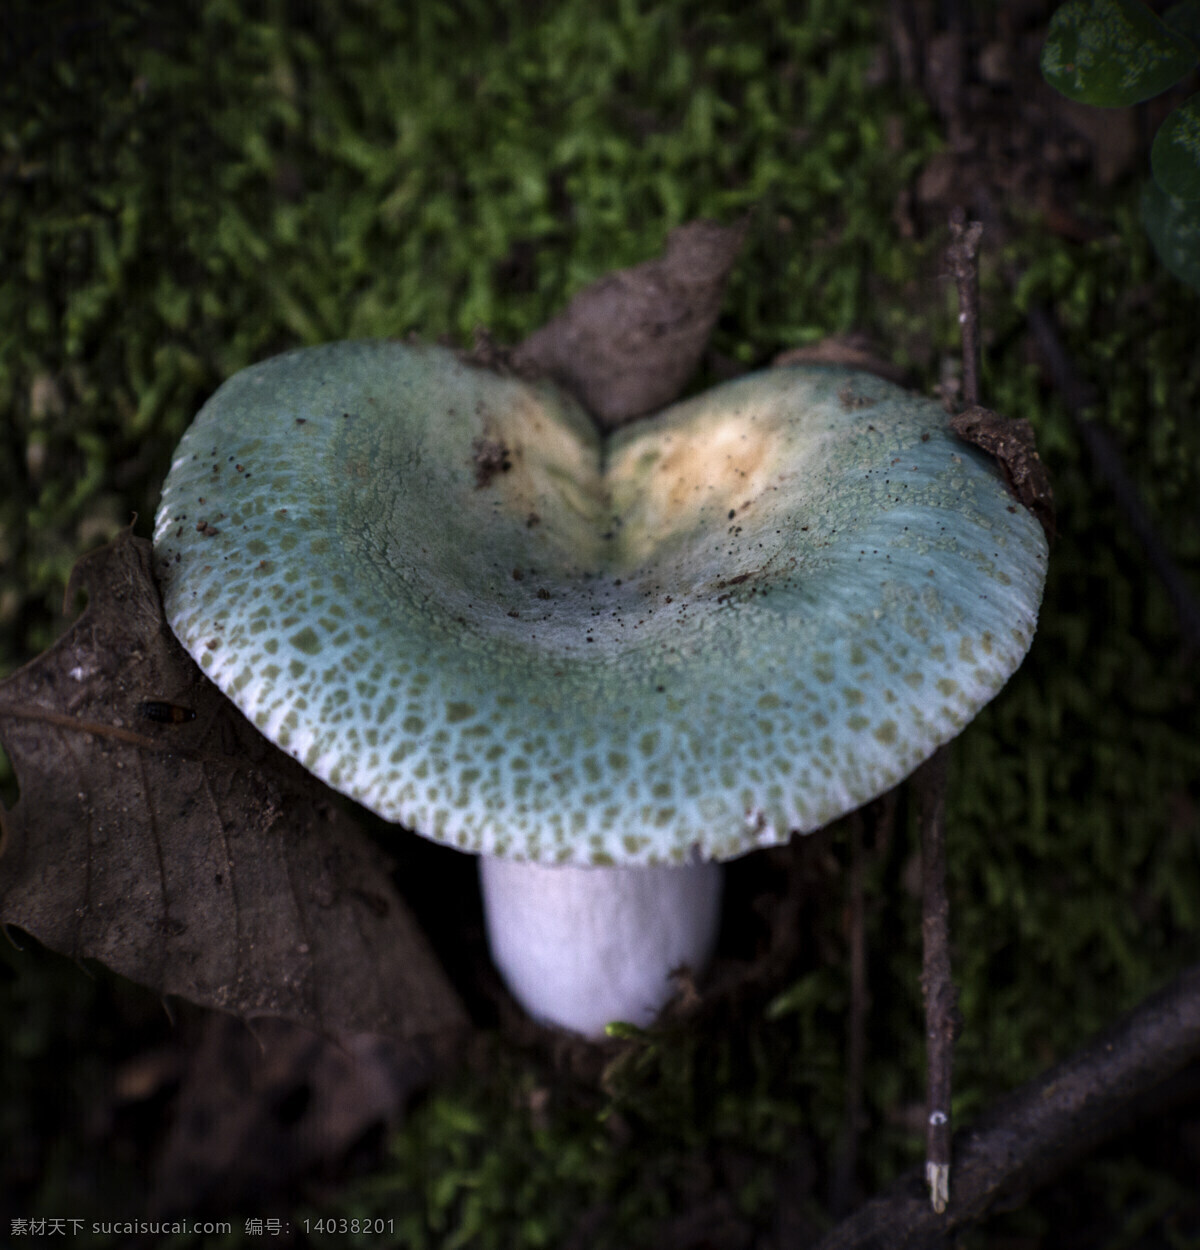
950,404,1056,542
0,530,467,1041
511,218,746,427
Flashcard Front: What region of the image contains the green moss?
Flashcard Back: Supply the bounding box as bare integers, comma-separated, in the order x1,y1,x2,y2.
324,1028,825,1249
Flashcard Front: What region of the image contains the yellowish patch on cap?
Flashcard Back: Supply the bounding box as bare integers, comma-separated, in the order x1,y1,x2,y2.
607,398,791,569
479,386,608,565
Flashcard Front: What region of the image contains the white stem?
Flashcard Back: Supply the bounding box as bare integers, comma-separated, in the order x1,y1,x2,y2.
478,857,724,1038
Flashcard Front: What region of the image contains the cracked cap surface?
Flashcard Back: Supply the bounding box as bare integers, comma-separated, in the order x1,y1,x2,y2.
154,341,1048,865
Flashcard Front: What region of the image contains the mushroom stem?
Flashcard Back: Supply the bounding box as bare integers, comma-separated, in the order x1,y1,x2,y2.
479,856,724,1037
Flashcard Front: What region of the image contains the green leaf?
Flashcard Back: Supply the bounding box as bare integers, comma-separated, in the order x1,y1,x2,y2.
1164,0,1200,52
1141,178,1200,291
1041,0,1197,107
1152,95,1200,199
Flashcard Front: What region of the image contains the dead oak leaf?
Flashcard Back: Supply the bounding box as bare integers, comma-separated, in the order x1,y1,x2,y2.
950,405,1056,543
511,218,747,428
0,530,467,1041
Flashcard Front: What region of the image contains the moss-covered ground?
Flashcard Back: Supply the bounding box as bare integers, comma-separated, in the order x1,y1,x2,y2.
2,1,1199,1245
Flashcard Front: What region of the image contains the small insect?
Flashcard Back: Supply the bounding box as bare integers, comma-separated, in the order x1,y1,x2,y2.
139,700,197,725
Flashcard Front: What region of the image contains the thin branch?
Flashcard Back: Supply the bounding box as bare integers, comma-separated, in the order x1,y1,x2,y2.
813,962,1200,1249
947,210,984,409
903,209,986,1216
912,746,957,1216
0,702,177,754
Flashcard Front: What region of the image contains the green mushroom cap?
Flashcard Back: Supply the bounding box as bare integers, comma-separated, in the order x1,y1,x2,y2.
154,341,1047,866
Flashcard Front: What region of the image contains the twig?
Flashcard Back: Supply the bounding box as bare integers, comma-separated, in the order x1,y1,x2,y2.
913,747,957,1217
904,209,985,1216
813,962,1200,1249
0,702,174,753
1023,301,1200,654
947,209,984,408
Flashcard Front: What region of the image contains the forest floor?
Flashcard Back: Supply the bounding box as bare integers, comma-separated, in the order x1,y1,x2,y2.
1,1,1199,1247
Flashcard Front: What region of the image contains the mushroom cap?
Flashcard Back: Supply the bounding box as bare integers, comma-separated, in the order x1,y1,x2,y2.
154,341,1047,866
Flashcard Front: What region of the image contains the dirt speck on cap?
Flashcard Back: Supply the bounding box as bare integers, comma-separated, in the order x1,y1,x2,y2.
472,437,512,488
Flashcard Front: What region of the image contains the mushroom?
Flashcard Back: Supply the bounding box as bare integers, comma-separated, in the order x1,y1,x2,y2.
153,341,1048,1037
